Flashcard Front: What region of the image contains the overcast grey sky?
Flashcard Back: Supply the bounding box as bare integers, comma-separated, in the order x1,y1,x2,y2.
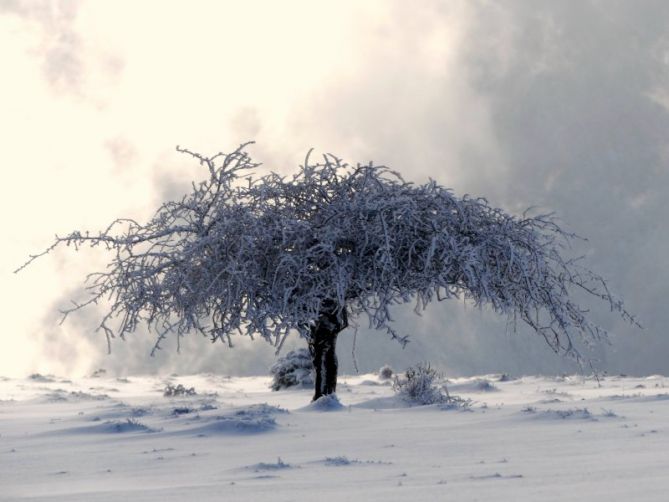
2,0,667,378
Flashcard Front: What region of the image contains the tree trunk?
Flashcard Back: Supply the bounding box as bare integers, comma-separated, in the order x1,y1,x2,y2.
309,302,347,401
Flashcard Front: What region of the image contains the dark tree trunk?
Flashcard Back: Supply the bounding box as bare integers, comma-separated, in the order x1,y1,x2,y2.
309,301,347,401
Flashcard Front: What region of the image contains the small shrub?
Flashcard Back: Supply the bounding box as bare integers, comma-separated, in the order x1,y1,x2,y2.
324,456,356,466
270,348,314,391
378,364,394,380
600,408,619,418
164,383,197,397
29,373,55,383
438,394,473,411
475,379,499,392
108,418,155,433
552,408,592,420
172,407,193,416
251,457,291,472
393,362,448,405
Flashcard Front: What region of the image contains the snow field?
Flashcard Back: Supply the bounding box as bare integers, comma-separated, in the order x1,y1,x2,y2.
1,373,667,501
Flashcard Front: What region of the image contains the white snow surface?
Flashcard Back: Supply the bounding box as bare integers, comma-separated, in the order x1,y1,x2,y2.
1,372,668,501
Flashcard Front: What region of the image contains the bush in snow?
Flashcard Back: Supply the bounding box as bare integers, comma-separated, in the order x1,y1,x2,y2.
270,348,314,391
393,362,448,405
250,457,292,472
378,364,394,380
163,383,197,397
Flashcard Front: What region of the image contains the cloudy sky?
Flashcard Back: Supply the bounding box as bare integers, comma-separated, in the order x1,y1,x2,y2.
1,0,668,378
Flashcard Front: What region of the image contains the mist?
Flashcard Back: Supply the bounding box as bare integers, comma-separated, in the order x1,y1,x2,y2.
2,1,667,378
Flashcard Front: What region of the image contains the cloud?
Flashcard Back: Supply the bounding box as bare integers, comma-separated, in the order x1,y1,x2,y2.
282,0,669,376
1,0,124,99
1,0,84,94
11,1,669,378
454,1,669,375
104,136,138,172
230,107,262,140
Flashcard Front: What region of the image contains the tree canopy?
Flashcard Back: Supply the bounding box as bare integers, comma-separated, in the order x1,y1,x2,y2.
17,142,637,364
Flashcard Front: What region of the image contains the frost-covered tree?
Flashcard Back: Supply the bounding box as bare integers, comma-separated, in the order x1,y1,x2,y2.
17,143,637,401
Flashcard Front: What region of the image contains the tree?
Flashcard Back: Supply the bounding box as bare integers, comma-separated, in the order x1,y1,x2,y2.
17,143,638,401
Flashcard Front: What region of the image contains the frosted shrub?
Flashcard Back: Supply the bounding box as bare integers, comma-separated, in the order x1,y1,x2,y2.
164,383,197,397
393,363,448,405
270,348,314,391
379,364,394,380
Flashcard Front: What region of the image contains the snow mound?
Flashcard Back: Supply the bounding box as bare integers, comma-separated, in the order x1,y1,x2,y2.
214,414,277,433
85,403,153,424
354,396,411,410
359,379,385,386
190,403,287,435
235,403,288,415
58,418,159,435
303,394,344,411
605,393,669,402
102,419,158,433
447,378,499,393
641,393,669,401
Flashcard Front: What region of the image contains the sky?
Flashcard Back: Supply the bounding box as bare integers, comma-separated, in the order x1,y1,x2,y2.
1,0,668,378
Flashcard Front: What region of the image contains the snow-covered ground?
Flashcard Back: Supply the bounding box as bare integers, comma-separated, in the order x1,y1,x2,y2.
1,371,668,501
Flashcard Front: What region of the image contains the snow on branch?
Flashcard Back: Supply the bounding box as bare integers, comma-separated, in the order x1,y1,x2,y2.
16,142,639,361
